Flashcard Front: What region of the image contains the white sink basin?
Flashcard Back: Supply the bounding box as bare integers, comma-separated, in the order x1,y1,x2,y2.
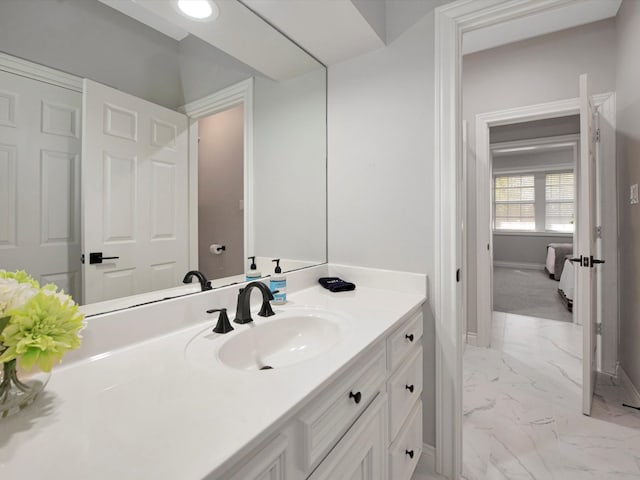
185,308,350,372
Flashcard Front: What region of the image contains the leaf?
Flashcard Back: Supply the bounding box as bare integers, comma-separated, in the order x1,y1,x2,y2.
0,316,9,334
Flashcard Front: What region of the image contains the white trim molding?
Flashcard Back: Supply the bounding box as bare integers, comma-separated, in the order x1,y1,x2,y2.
493,261,545,271
434,1,584,477
416,443,437,475
181,79,254,270
466,332,478,347
0,51,82,92
617,366,640,407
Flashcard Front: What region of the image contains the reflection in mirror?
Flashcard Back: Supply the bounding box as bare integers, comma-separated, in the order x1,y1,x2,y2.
0,0,327,312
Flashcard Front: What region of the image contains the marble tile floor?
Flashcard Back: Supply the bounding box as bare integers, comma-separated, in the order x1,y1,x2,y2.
463,311,640,480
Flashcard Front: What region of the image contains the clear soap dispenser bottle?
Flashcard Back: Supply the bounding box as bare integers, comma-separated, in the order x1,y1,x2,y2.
246,256,261,282
269,259,287,304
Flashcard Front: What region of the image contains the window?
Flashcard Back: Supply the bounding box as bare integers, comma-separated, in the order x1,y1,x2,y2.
494,174,535,231
545,172,575,232
493,170,574,233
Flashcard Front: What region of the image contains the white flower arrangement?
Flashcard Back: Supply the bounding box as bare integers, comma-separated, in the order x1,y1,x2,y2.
0,271,85,372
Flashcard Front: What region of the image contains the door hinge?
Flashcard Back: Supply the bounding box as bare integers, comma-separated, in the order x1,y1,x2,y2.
596,226,603,238
594,128,600,143
596,323,602,335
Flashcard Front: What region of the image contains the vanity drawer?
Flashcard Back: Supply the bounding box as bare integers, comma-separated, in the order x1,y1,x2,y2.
389,400,422,480
297,343,386,473
387,310,423,373
388,346,423,440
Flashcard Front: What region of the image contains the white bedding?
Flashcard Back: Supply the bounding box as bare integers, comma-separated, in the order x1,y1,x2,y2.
546,242,573,280
558,258,574,301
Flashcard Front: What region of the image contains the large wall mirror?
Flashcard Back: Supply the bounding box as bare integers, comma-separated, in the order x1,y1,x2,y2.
0,0,327,313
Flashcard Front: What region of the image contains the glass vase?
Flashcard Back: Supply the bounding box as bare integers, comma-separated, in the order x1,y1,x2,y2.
0,359,50,418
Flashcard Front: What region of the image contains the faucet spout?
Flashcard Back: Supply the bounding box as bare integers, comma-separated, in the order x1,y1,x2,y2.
183,270,212,292
234,281,275,324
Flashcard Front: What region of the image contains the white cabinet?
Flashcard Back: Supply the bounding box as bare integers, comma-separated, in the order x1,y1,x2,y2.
223,435,290,480
386,310,424,480
307,394,387,480
219,308,424,480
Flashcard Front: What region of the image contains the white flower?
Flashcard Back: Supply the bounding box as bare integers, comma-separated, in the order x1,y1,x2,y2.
0,278,39,316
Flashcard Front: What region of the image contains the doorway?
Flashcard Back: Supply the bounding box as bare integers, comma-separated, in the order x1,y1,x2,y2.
433,2,623,476
197,105,245,281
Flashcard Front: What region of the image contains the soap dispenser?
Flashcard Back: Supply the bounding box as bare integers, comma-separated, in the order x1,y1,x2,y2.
246,256,261,282
269,259,287,304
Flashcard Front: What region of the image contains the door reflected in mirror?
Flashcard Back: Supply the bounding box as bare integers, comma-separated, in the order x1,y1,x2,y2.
0,0,326,312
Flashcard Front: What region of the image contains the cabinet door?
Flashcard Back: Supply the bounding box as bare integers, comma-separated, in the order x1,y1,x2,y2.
224,434,289,480
308,394,387,480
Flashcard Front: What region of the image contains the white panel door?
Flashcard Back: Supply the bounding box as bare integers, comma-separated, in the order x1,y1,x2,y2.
0,70,82,299
577,74,598,416
82,79,189,304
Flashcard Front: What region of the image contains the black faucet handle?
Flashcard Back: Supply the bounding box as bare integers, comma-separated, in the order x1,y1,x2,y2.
258,299,275,317
207,308,234,334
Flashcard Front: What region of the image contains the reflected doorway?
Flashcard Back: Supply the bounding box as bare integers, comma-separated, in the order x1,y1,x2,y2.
197,105,245,281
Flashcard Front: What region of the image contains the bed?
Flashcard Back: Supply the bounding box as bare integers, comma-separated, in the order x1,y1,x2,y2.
558,257,574,312
545,243,573,280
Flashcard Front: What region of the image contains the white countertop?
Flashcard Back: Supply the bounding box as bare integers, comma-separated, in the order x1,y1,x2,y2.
0,284,425,479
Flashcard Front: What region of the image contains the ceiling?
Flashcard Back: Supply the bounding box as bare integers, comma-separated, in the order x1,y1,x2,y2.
99,0,623,72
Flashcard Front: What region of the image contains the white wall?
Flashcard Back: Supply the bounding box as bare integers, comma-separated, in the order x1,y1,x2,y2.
253,69,327,265
463,18,617,334
328,0,447,447
615,0,640,391
198,106,245,280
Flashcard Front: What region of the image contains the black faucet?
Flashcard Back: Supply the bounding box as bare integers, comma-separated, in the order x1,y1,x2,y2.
183,270,212,292
207,308,234,334
234,281,275,324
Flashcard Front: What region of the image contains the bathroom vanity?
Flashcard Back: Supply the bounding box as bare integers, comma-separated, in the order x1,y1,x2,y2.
0,265,426,480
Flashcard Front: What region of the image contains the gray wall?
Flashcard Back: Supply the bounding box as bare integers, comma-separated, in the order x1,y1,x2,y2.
198,106,245,281
328,0,450,447
616,0,640,391
493,235,572,266
491,115,580,144
0,0,258,109
463,18,617,334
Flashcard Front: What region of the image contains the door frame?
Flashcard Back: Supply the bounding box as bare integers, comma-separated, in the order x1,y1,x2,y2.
474,94,615,348
181,78,254,271
433,0,610,477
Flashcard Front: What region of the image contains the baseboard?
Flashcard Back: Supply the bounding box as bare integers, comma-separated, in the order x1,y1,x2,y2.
617,365,640,406
466,332,478,346
416,443,436,474
493,261,545,270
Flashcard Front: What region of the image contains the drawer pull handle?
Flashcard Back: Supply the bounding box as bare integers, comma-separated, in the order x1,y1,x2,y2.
405,384,414,393
405,449,414,459
349,391,362,404
405,333,414,342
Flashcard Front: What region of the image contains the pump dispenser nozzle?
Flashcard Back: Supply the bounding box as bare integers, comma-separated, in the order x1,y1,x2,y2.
272,258,282,274
248,256,257,270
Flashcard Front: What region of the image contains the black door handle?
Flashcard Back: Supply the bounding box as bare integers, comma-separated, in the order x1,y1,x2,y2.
405,449,414,459
89,252,120,264
349,391,362,404
405,333,414,342
406,384,415,393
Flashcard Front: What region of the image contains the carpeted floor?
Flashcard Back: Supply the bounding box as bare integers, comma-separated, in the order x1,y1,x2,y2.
493,267,573,322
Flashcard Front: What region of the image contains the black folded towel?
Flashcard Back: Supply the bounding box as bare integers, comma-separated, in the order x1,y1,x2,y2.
318,277,356,292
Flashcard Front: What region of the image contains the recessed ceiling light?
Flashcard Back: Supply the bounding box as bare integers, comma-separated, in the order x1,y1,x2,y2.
176,0,218,20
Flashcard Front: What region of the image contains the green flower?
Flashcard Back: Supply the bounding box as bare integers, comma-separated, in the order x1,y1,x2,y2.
0,270,40,288
0,291,84,372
